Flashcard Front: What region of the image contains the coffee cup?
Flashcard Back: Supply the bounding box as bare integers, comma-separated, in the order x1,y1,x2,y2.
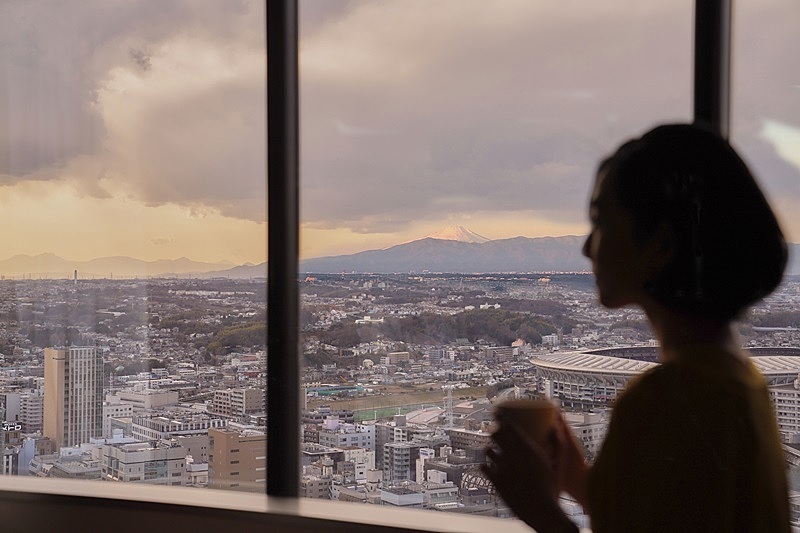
493,398,558,451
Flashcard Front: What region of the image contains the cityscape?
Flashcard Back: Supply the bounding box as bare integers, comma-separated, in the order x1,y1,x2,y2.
1,268,800,527
1,1,798,530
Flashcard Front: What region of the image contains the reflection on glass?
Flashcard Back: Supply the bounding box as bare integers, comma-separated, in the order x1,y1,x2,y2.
1,2,266,491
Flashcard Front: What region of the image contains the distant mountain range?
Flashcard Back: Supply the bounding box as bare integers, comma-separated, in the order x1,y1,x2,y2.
0,253,265,279
301,225,800,275
302,227,589,273
4,225,799,277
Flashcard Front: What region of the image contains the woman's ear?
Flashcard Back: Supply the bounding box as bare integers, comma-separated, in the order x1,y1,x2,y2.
641,223,674,276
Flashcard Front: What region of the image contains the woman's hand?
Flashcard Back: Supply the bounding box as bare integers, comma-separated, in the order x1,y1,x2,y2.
553,414,591,509
483,413,580,533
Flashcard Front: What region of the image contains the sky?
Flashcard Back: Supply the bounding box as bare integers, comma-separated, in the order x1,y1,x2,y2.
1,1,798,263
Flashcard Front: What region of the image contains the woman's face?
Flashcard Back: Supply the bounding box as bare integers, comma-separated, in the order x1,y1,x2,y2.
582,169,650,309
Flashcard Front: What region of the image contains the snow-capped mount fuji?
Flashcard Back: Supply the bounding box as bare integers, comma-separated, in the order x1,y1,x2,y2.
423,225,490,243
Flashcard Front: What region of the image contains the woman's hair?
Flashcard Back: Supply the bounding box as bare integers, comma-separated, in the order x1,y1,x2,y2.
601,123,787,320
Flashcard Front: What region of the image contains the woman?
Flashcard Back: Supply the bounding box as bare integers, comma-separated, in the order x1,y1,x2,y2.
485,124,791,532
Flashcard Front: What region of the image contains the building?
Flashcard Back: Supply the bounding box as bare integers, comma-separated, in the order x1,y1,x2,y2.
300,473,332,499
29,447,102,480
19,389,44,433
372,415,434,470
210,387,265,418
102,440,187,485
0,392,21,423
208,425,266,492
446,427,491,462
302,406,355,425
563,410,609,460
318,418,375,451
173,434,210,463
44,347,104,449
301,443,346,467
103,396,134,438
114,388,179,410
384,441,426,484
131,414,226,442
770,384,800,443
339,446,375,481
481,346,514,363
380,486,424,508
185,455,209,487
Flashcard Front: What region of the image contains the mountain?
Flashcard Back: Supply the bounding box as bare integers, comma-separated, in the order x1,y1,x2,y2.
422,225,490,244
301,236,800,276
197,262,267,279
302,235,590,273
0,254,234,278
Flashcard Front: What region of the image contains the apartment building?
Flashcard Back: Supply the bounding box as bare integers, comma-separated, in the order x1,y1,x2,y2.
210,387,265,418
44,347,104,449
208,425,266,492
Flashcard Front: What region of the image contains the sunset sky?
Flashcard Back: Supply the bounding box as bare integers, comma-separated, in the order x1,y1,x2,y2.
1,0,798,264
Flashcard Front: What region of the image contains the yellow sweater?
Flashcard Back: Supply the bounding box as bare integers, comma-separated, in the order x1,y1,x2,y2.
587,348,790,532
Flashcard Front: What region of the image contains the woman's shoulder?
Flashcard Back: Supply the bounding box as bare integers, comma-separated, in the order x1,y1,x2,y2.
614,351,766,422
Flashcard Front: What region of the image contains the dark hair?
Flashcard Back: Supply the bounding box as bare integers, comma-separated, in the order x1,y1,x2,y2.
601,123,787,320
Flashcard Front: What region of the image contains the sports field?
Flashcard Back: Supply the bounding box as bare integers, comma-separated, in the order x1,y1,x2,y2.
306,385,488,416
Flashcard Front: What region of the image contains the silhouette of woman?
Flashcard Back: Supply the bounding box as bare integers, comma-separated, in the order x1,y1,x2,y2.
484,124,790,532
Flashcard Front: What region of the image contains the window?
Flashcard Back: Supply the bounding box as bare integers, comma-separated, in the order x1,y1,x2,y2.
0,1,789,532
731,0,800,242
0,0,266,494
731,0,800,491
296,0,691,520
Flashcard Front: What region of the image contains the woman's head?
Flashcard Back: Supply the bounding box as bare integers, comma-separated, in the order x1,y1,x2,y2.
585,123,787,320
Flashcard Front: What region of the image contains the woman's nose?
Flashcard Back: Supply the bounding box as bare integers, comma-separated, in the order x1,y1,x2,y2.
582,233,592,258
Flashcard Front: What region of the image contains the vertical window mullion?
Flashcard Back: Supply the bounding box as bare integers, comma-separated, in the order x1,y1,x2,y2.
694,0,732,138
267,0,300,497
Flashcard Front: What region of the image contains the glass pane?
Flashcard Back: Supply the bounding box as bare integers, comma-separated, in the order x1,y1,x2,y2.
299,0,691,520
0,2,266,491
731,0,800,506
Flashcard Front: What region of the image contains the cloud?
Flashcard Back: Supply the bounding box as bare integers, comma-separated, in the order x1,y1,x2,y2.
1,0,798,248
128,48,152,72
0,0,265,221
297,0,800,243
299,0,692,233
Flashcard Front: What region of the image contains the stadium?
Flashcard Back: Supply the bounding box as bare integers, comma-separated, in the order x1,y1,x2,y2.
531,346,800,407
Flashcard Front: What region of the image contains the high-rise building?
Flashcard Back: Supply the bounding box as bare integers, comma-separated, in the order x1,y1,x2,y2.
44,347,104,449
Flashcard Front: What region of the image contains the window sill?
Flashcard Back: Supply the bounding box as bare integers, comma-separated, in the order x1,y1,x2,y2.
0,476,580,532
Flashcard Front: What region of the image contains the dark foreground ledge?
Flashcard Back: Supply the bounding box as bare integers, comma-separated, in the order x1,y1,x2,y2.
0,477,547,533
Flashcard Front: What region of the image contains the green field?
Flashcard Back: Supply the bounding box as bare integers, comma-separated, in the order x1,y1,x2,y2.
307,386,488,420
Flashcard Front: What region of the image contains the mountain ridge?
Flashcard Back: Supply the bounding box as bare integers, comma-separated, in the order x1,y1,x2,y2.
3,229,800,277
301,234,590,273
0,254,236,278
